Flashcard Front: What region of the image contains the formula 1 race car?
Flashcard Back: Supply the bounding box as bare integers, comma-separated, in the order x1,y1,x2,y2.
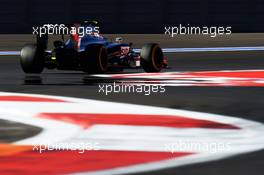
20,21,167,74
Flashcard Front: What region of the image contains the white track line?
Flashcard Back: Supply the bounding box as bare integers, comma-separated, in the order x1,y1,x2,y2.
1,46,264,56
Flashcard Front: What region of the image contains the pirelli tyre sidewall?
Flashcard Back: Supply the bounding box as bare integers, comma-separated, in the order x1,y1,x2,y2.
20,44,45,74
140,43,163,72
83,44,108,74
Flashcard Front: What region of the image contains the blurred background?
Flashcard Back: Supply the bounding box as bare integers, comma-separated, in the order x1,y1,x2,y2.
0,0,263,34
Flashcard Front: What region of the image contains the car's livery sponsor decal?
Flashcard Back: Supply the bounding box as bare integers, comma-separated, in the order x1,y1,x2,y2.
93,70,264,87
0,92,264,175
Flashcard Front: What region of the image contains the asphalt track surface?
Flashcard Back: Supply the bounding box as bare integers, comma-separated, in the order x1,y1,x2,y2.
1,34,264,175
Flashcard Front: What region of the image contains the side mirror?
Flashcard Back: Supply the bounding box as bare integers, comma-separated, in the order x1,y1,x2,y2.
115,37,123,43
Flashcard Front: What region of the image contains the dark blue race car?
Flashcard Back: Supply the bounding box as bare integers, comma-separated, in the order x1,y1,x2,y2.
20,21,167,74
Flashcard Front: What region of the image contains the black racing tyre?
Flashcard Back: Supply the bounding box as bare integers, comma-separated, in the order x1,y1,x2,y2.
82,45,108,74
20,44,45,73
140,43,164,72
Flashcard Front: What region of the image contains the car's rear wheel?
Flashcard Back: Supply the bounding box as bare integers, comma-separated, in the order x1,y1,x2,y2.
20,44,45,74
82,45,108,74
140,43,163,72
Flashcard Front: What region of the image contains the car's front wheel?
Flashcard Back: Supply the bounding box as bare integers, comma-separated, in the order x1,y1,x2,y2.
140,43,164,72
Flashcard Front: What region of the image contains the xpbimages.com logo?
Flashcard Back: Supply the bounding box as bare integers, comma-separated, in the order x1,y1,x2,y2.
98,82,166,96
32,24,100,37
165,24,232,38
33,142,100,154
